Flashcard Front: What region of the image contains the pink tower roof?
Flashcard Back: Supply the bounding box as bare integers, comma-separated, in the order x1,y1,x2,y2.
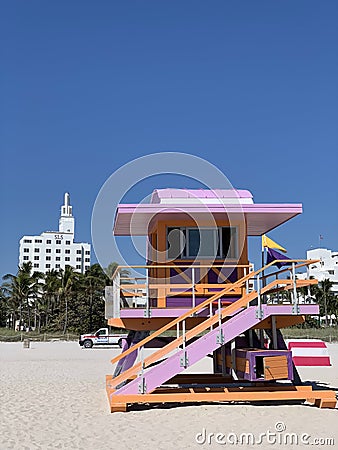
113,188,302,236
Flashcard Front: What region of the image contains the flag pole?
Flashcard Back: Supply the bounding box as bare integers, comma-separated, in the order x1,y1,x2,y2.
261,244,266,287
261,236,266,281
260,238,266,349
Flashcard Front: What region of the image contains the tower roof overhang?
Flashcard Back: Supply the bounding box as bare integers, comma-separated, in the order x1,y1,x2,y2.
113,188,302,236
113,203,302,236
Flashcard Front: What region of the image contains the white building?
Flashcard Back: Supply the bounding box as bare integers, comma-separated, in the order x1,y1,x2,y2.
297,248,338,300
19,193,91,274
304,248,338,294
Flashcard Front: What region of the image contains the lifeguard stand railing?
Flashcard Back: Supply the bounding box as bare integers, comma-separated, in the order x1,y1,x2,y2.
105,261,317,320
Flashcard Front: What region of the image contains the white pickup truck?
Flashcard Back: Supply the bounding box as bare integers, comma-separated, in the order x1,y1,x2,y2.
79,328,128,349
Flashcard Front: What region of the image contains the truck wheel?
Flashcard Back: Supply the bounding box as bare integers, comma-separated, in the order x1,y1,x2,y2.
118,339,123,348
83,339,93,349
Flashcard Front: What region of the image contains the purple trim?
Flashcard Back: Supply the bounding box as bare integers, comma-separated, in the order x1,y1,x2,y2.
115,203,302,215
166,296,239,308
239,349,293,381
113,340,138,379
120,308,209,318
208,268,238,283
113,307,258,396
113,203,303,236
119,303,319,319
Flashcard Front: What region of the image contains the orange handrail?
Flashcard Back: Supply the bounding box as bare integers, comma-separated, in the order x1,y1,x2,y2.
110,260,313,367
109,277,298,390
109,259,315,380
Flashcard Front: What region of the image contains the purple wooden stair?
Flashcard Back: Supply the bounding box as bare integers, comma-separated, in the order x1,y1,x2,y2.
112,304,318,397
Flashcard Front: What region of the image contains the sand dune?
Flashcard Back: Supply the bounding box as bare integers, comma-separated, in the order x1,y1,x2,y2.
0,341,337,450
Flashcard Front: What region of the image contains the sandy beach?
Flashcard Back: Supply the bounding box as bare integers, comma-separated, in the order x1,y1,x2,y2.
0,341,337,450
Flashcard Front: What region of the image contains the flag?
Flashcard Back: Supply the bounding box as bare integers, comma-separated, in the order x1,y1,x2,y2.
266,248,291,268
262,234,287,253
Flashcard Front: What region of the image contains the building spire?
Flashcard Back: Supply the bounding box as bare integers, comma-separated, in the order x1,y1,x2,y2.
59,192,74,234
61,192,73,217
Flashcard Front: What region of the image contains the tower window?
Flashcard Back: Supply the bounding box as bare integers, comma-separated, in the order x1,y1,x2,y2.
34,256,39,261
56,240,61,245
65,250,70,254
56,249,61,253
23,256,29,260
65,257,70,261
34,248,40,253
35,239,42,243
76,250,82,254
46,240,52,244
166,227,237,260
65,240,71,245
46,249,51,253
33,263,39,268
23,239,32,243
56,257,60,261
23,248,29,253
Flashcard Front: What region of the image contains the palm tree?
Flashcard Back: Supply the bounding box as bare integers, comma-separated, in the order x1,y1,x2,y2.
39,269,61,330
313,279,335,326
2,262,42,330
58,265,78,334
0,286,9,327
82,264,107,330
104,262,131,284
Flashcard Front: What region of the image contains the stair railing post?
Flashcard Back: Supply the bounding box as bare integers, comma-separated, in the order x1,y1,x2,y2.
145,267,150,318
216,297,224,345
292,262,299,314
244,267,249,295
255,275,264,320
257,275,261,308
218,297,222,329
180,319,189,368
138,345,147,394
306,264,311,301
113,269,120,319
209,303,213,330
191,266,196,311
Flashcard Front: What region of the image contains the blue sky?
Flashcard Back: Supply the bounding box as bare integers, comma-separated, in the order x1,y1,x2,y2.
1,1,337,277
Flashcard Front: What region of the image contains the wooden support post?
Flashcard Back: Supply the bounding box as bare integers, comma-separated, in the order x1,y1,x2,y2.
230,339,238,380
271,316,277,349
259,329,265,348
221,345,227,377
248,329,253,347
110,403,127,413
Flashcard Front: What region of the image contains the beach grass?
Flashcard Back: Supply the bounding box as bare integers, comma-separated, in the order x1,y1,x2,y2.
282,326,338,342
0,327,78,342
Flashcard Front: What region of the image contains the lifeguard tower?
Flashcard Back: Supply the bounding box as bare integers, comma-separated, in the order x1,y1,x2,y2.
105,189,337,412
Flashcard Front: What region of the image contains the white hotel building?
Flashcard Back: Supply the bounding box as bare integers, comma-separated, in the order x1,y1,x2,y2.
19,193,91,274
305,248,338,294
